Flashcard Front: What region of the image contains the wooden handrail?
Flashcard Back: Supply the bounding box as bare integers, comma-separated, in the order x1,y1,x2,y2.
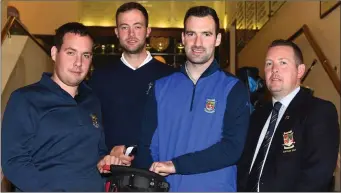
288,24,340,95
1,16,50,56
1,16,15,45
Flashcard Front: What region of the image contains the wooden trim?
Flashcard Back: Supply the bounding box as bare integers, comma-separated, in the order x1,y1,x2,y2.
287,27,303,42
233,20,238,72
320,1,341,19
288,24,340,95
269,1,287,17
1,16,15,45
1,16,50,55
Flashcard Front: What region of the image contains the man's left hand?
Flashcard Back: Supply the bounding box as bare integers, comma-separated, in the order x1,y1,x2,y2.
149,161,176,176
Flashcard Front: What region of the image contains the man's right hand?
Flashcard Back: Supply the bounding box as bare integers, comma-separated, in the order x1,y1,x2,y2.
110,145,134,166
97,155,122,173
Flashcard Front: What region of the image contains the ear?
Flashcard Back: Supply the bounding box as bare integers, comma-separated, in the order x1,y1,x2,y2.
215,33,222,47
114,27,119,38
51,46,57,62
181,32,185,45
146,27,151,38
297,63,306,79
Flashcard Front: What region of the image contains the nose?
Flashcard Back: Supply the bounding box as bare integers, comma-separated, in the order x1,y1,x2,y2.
74,54,82,67
128,28,135,37
271,63,279,74
194,35,202,47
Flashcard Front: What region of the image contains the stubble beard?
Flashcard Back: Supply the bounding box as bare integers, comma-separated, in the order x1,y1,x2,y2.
121,40,146,55
187,52,212,66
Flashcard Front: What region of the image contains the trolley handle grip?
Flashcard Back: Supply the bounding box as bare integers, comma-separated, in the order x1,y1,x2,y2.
103,165,111,171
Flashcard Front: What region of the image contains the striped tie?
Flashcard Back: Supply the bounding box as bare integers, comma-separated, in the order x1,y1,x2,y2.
246,102,282,192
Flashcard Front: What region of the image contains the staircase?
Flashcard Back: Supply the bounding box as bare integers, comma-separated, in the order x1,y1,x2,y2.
1,16,53,114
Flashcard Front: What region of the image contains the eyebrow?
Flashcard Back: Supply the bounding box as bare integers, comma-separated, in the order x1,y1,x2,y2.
119,22,143,27
185,30,213,34
83,51,93,55
64,47,77,52
133,22,143,25
64,47,92,55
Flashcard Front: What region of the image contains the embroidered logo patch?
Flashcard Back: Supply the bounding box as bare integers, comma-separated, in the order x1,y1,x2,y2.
282,130,296,153
90,114,99,128
204,99,216,113
146,82,153,95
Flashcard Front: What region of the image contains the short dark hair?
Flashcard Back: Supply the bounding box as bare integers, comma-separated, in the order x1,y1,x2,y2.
116,2,149,27
269,39,304,65
184,6,220,35
54,22,93,51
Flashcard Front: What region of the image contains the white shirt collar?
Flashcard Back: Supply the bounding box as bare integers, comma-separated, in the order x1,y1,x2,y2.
272,86,300,108
120,51,153,70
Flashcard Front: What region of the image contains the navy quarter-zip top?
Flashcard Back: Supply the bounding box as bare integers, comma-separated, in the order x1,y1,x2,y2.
2,73,108,191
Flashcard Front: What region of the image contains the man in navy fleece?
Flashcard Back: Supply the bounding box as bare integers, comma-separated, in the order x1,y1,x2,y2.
1,22,119,191
134,6,250,191
89,2,174,166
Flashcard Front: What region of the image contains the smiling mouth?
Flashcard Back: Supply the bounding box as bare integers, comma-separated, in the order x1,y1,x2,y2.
127,40,138,44
70,71,82,75
192,49,205,54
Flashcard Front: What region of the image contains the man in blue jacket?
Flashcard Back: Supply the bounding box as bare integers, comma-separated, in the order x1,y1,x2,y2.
1,22,118,191
135,6,250,191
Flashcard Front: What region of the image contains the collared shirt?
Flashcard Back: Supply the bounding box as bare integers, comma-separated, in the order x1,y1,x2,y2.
250,86,300,192
121,51,153,70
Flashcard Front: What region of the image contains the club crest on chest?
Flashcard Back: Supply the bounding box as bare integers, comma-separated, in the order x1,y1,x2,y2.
282,130,296,153
90,114,99,128
204,99,216,113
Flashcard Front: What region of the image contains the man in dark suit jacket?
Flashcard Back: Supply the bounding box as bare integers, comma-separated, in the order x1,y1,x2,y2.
237,39,340,192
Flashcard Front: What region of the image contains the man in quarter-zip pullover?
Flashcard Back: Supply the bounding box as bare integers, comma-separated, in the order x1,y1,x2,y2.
134,6,250,191
1,22,119,191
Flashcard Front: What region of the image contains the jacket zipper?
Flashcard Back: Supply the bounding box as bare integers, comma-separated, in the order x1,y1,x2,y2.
190,84,196,111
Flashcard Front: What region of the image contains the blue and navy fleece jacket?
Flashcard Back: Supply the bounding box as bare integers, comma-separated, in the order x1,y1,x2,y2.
1,73,107,191
135,60,250,191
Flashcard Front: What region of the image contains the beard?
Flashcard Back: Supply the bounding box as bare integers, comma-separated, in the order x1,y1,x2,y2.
120,39,146,54
187,55,211,65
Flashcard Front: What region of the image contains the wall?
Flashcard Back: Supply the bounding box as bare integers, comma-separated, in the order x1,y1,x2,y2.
1,36,53,113
228,22,236,74
8,0,82,34
7,1,226,34
1,35,28,92
78,1,225,28
238,1,340,78
1,0,8,29
225,1,238,27
0,0,8,186
238,1,340,109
